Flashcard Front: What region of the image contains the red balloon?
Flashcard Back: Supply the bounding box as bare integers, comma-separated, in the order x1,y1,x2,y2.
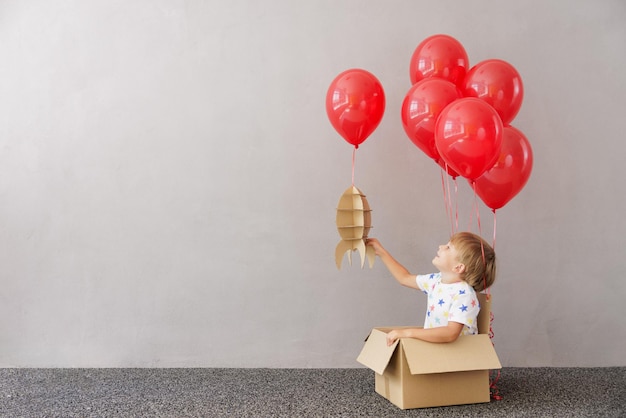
435,98,503,180
326,69,385,148
401,78,460,161
463,59,524,126
409,34,469,88
474,126,533,210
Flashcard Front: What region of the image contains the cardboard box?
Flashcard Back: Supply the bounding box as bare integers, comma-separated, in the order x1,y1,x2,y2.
357,293,501,409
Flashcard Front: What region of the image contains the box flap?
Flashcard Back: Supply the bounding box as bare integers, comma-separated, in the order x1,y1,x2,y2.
477,292,491,335
401,334,501,375
356,329,400,375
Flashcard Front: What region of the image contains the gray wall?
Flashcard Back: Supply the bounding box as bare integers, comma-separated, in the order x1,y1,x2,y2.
1,0,624,367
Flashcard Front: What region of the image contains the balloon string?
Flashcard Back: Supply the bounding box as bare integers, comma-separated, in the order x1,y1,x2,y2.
467,179,476,233
351,147,356,186
471,180,488,293
440,168,452,236
446,168,453,234
487,207,501,400
489,312,503,400
473,181,482,237
487,209,497,296
453,176,458,233
443,164,457,236
492,209,497,251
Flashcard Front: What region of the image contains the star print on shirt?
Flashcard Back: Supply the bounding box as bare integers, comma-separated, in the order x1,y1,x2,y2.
416,272,481,336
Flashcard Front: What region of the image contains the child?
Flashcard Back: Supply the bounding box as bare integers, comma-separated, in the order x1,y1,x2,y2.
366,232,496,346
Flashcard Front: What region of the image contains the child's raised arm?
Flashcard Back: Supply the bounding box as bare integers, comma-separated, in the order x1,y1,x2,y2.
366,238,419,289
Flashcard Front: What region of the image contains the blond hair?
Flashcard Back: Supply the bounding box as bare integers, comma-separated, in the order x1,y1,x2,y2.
450,232,496,291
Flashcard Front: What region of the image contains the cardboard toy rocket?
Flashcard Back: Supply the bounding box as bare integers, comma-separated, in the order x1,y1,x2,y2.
335,186,375,269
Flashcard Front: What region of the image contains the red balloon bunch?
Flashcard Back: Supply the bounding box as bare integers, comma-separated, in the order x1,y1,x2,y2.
402,34,532,211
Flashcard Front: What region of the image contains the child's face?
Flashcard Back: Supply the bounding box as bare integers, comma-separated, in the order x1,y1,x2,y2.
432,241,461,273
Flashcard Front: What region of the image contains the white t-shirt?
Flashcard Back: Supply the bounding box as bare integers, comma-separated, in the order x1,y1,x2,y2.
415,272,480,336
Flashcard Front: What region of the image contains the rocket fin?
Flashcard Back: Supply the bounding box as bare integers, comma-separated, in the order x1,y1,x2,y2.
335,240,353,270
355,239,367,269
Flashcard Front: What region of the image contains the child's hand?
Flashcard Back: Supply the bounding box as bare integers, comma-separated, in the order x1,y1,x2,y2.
386,329,403,346
365,238,385,256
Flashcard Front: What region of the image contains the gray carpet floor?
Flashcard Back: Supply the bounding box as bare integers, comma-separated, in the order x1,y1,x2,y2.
1,367,624,417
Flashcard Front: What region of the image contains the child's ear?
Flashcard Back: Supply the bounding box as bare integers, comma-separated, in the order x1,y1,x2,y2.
455,263,466,274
